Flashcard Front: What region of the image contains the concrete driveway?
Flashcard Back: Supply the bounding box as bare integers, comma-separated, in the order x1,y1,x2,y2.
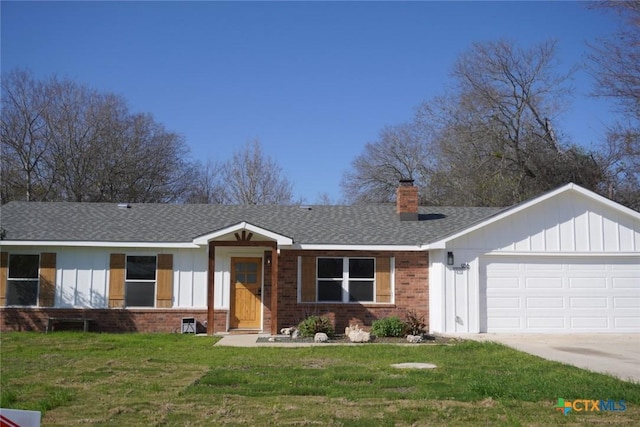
459,333,640,383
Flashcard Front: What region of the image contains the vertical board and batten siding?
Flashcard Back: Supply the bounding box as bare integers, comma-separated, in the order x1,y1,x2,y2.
448,191,640,253
58,247,109,308
174,249,208,308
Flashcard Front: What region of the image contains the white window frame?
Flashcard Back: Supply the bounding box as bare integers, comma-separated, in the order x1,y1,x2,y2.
6,254,40,307
316,257,376,303
124,255,157,307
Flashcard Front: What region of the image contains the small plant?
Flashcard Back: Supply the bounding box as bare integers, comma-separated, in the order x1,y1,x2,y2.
405,310,426,335
297,315,334,338
371,316,406,337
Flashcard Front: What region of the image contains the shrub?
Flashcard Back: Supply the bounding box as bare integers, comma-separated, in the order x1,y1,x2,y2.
297,315,334,338
405,310,427,335
371,316,406,337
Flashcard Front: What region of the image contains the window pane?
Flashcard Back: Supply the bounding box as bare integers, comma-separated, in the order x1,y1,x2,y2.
349,281,374,302
318,258,343,278
126,256,156,280
6,280,38,306
349,259,374,279
125,282,155,307
246,263,257,273
8,255,39,279
317,280,342,301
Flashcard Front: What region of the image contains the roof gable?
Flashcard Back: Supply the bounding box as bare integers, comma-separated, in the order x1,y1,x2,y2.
429,183,640,250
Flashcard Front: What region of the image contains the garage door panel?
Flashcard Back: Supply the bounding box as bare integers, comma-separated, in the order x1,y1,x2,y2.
525,277,563,288
567,262,607,271
571,317,609,328
488,277,521,288
613,277,640,288
615,317,640,328
483,256,640,333
487,317,520,329
569,277,607,288
570,297,608,308
527,317,564,329
526,297,564,308
487,297,520,308
614,297,640,308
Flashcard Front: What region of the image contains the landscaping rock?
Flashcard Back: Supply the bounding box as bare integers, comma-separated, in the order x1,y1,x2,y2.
280,327,296,336
346,324,373,343
406,335,424,343
314,332,329,343
291,329,300,339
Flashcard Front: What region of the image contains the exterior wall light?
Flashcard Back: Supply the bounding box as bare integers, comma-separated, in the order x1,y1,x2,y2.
447,251,454,266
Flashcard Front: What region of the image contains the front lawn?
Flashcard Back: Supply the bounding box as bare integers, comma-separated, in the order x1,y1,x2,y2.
1,332,638,426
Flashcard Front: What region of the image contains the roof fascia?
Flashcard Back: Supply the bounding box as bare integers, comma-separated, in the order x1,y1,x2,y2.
192,221,293,246
0,241,199,249
426,183,640,249
289,244,426,251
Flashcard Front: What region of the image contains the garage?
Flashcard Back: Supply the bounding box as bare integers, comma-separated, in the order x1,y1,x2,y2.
429,183,640,335
481,256,640,333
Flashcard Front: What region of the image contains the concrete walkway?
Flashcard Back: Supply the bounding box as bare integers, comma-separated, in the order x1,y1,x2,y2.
214,334,319,347
458,333,640,383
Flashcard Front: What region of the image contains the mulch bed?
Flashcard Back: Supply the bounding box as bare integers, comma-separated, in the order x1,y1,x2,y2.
256,334,462,344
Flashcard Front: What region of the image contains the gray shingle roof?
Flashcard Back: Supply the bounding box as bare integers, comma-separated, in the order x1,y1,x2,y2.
0,202,503,246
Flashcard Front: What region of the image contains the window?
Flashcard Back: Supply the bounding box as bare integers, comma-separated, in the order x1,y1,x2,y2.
317,257,375,303
125,255,156,307
6,254,39,306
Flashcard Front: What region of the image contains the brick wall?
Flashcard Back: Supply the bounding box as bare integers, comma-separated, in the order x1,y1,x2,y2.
0,307,211,333
276,250,429,333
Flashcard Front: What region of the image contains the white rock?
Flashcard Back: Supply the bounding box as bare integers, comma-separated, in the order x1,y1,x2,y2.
268,337,276,342
406,335,423,343
280,327,295,336
291,329,300,339
349,330,371,343
314,332,329,343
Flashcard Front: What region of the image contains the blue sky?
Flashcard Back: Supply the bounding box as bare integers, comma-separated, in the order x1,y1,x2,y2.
1,1,620,203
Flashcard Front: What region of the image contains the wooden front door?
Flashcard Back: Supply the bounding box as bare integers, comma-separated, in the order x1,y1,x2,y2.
230,257,262,329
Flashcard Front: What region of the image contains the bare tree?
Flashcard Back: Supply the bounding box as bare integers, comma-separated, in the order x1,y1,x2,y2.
341,122,434,204
220,139,294,204
588,2,640,209
344,39,606,207
1,70,55,202
1,69,194,203
183,159,226,204
428,39,601,206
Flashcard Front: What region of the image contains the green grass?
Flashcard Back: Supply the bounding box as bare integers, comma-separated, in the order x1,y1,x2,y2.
1,332,639,426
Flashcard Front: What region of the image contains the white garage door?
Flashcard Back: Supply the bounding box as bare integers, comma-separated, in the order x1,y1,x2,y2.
481,256,640,332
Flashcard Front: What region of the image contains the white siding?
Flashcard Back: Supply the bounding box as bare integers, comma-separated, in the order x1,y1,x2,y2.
449,191,640,253
1,245,209,309
57,247,109,308
173,249,208,308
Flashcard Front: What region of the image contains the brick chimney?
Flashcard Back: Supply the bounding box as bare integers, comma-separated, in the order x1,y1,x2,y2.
396,179,419,221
